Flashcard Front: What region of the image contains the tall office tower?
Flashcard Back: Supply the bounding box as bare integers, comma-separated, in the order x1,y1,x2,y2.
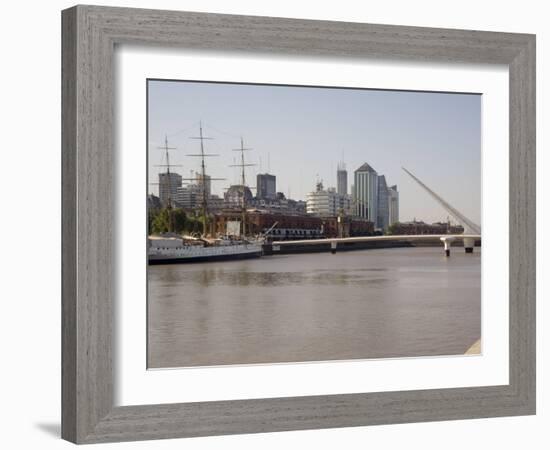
377,175,390,231
158,172,182,207
388,185,400,225
337,162,348,196
256,173,276,200
353,163,378,222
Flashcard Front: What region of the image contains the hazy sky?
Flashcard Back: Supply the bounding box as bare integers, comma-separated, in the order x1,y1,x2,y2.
148,80,481,225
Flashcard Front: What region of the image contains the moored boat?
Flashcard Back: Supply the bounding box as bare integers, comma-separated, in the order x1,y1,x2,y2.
148,123,268,265
148,235,263,264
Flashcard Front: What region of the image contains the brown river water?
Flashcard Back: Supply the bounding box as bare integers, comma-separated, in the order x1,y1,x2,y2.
147,247,481,368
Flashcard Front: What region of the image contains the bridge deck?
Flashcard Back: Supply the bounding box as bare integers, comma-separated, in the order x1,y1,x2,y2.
271,234,481,246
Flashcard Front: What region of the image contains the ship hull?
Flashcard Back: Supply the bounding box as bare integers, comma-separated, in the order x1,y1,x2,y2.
149,249,262,265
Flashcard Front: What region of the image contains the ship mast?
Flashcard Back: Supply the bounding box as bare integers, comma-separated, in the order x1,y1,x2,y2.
187,122,224,236
230,137,255,236
161,136,175,207
151,135,182,232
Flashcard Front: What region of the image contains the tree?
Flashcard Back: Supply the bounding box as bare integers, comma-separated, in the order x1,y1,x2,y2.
151,208,170,234
148,207,186,233
172,209,186,233
148,207,209,235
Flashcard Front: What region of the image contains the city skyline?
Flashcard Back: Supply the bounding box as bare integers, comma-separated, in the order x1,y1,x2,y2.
148,80,481,224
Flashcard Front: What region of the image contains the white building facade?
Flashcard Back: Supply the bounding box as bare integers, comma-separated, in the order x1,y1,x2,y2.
174,184,199,209
307,184,351,216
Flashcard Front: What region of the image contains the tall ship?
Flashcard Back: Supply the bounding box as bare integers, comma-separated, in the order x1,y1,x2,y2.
148,235,263,264
148,122,263,264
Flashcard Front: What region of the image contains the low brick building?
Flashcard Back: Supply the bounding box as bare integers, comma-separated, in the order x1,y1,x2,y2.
319,216,374,238
214,211,323,239
214,211,374,239
389,221,464,235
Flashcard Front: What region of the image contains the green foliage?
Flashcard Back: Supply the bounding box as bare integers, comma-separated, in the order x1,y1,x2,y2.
150,208,170,234
149,207,203,235
172,208,187,233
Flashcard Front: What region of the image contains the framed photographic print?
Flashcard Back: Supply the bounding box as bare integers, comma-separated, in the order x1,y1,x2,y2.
62,5,536,444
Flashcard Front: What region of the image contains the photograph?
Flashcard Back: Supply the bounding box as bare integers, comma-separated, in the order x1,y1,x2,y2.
146,79,482,369
47,2,539,445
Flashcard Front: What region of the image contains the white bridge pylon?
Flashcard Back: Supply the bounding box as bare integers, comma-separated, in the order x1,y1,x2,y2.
402,167,481,255
402,167,481,235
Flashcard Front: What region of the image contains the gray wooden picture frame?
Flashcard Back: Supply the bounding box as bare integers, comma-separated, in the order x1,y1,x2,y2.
61,5,536,444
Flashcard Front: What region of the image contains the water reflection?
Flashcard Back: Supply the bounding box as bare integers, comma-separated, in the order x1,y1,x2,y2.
156,269,392,287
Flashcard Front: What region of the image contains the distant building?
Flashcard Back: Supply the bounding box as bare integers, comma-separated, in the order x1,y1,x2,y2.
225,185,254,205
320,216,374,238
214,210,373,240
158,172,182,207
214,211,323,240
252,197,307,215
195,173,211,198
147,194,162,210
306,181,351,216
337,163,348,196
388,185,399,225
389,220,463,235
207,194,225,212
377,175,389,231
288,199,307,214
256,173,276,200
174,184,199,209
353,163,378,222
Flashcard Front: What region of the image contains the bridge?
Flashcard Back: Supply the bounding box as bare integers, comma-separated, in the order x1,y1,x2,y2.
270,168,481,256
270,234,481,256
401,167,481,255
